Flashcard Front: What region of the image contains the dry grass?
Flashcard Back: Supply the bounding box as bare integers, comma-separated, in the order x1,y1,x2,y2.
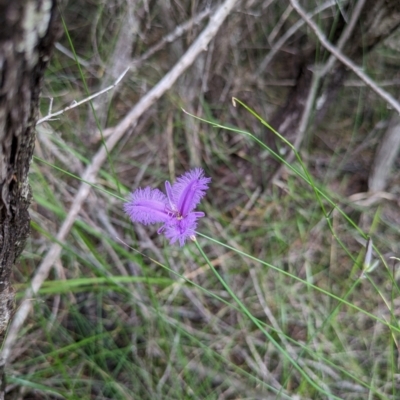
6,0,400,399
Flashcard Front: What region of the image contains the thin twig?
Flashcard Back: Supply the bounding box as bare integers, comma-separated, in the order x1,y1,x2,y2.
299,0,366,143
320,0,367,76
249,268,336,397
256,0,336,76
290,0,400,114
0,0,239,365
369,113,400,192
55,42,92,69
36,67,130,125
272,0,367,181
131,6,213,69
87,12,134,131
230,186,261,227
267,3,293,45
36,124,84,174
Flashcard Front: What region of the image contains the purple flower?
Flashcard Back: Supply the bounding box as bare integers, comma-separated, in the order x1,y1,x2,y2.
124,168,211,246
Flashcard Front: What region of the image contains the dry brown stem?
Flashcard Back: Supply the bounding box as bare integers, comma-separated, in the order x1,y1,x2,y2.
369,113,400,192
289,0,400,114
0,0,239,366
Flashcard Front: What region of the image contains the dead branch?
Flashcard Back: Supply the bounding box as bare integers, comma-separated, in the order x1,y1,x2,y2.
256,0,336,75
87,12,136,132
131,6,213,69
369,113,400,192
0,0,239,366
289,0,400,115
36,68,130,125
272,0,367,182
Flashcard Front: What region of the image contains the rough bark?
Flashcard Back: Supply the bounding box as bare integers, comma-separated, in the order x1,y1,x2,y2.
0,0,59,395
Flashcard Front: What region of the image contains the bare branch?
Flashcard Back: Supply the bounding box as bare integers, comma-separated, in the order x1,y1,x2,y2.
256,0,336,75
320,0,367,76
36,67,130,125
271,0,363,181
131,6,213,69
285,0,367,162
369,114,400,192
1,0,239,365
55,42,92,69
86,12,135,132
289,0,400,115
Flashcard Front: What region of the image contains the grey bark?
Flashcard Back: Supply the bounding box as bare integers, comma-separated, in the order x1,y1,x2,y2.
0,0,59,396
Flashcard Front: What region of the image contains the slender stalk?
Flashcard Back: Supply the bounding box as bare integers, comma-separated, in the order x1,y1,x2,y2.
193,238,340,399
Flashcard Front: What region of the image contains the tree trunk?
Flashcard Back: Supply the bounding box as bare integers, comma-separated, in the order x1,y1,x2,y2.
0,0,59,395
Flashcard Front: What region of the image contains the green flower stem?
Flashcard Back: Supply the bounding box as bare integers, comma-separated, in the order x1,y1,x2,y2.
193,238,341,399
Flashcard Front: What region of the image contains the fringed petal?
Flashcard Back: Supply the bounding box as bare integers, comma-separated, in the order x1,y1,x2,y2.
164,211,200,246
172,168,211,216
124,187,170,225
124,169,210,246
